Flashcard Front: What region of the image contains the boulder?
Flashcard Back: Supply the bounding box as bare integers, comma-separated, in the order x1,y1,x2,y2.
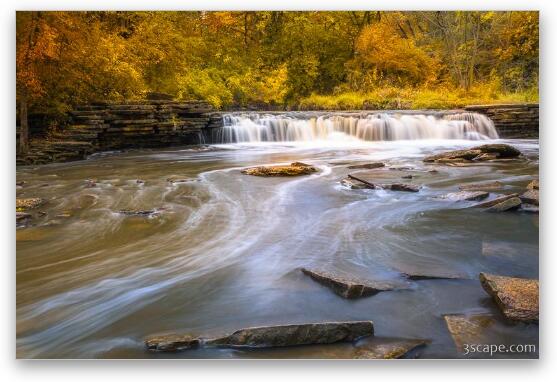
459,181,503,191
485,197,522,212
301,268,403,299
472,193,519,209
444,314,496,353
479,273,538,323
520,189,539,206
347,162,385,170
145,334,200,352
242,162,318,177
440,191,489,202
527,179,539,190
16,198,44,210
424,144,521,163
206,321,374,348
352,338,428,359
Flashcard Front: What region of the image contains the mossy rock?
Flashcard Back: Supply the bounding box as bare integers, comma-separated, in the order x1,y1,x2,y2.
242,162,318,177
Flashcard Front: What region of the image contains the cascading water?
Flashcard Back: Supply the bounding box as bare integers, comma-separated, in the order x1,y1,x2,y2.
215,112,498,143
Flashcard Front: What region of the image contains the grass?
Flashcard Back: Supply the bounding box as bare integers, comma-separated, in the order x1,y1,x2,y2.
297,85,539,110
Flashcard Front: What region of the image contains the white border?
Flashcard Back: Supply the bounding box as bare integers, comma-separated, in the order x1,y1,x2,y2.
2,1,554,381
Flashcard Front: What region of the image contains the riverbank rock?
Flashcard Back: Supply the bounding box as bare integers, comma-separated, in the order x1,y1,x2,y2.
206,321,374,348
301,268,403,299
242,162,318,177
440,191,489,202
423,144,521,164
459,181,503,191
353,338,428,359
485,197,522,212
520,189,539,206
444,314,496,353
145,334,200,352
16,198,44,210
347,162,385,170
479,273,539,323
472,193,519,209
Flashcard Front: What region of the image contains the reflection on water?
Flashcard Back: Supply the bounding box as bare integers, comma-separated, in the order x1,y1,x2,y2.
16,138,538,359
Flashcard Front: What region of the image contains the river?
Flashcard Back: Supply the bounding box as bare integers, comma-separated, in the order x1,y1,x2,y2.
16,112,539,359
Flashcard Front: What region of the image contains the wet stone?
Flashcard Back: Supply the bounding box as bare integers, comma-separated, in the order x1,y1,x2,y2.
527,179,539,190
16,198,44,210
485,197,522,212
340,178,370,190
301,268,404,299
472,193,519,209
206,321,375,348
353,338,428,359
459,181,503,191
145,334,200,352
347,162,385,170
242,162,318,177
440,191,489,202
479,273,538,323
444,314,496,353
520,189,539,206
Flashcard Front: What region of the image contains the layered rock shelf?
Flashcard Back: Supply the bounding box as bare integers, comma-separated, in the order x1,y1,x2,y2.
17,99,224,165
464,103,538,138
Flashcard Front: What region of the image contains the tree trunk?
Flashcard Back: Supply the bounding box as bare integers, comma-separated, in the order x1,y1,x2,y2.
19,96,29,154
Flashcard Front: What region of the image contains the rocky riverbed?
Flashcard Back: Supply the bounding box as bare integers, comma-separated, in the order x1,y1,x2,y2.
16,138,538,359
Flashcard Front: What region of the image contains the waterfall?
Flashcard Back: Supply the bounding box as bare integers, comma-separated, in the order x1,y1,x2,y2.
214,112,498,143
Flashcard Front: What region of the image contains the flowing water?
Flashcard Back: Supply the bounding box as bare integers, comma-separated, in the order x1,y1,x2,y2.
16,112,539,359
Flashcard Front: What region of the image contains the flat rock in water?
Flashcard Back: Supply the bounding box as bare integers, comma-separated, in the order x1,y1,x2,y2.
485,197,522,212
423,144,521,163
352,338,428,359
301,268,403,299
16,198,44,210
472,193,519,209
440,191,489,202
527,179,539,190
340,177,371,190
385,183,420,192
459,181,503,191
444,314,496,353
520,189,539,206
397,267,466,280
118,208,164,217
347,162,385,170
520,203,539,213
242,162,318,177
206,321,374,348
145,334,200,352
479,273,539,323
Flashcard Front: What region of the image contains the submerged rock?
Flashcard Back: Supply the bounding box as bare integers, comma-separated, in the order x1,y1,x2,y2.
16,198,44,210
459,181,504,191
301,268,402,299
347,162,385,170
397,267,466,280
485,197,522,212
444,314,496,353
353,338,428,359
242,162,318,177
440,191,489,202
520,203,539,214
16,212,31,222
472,193,519,209
145,334,200,352
118,208,165,217
479,273,539,323
206,321,374,348
424,144,521,163
520,189,539,206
